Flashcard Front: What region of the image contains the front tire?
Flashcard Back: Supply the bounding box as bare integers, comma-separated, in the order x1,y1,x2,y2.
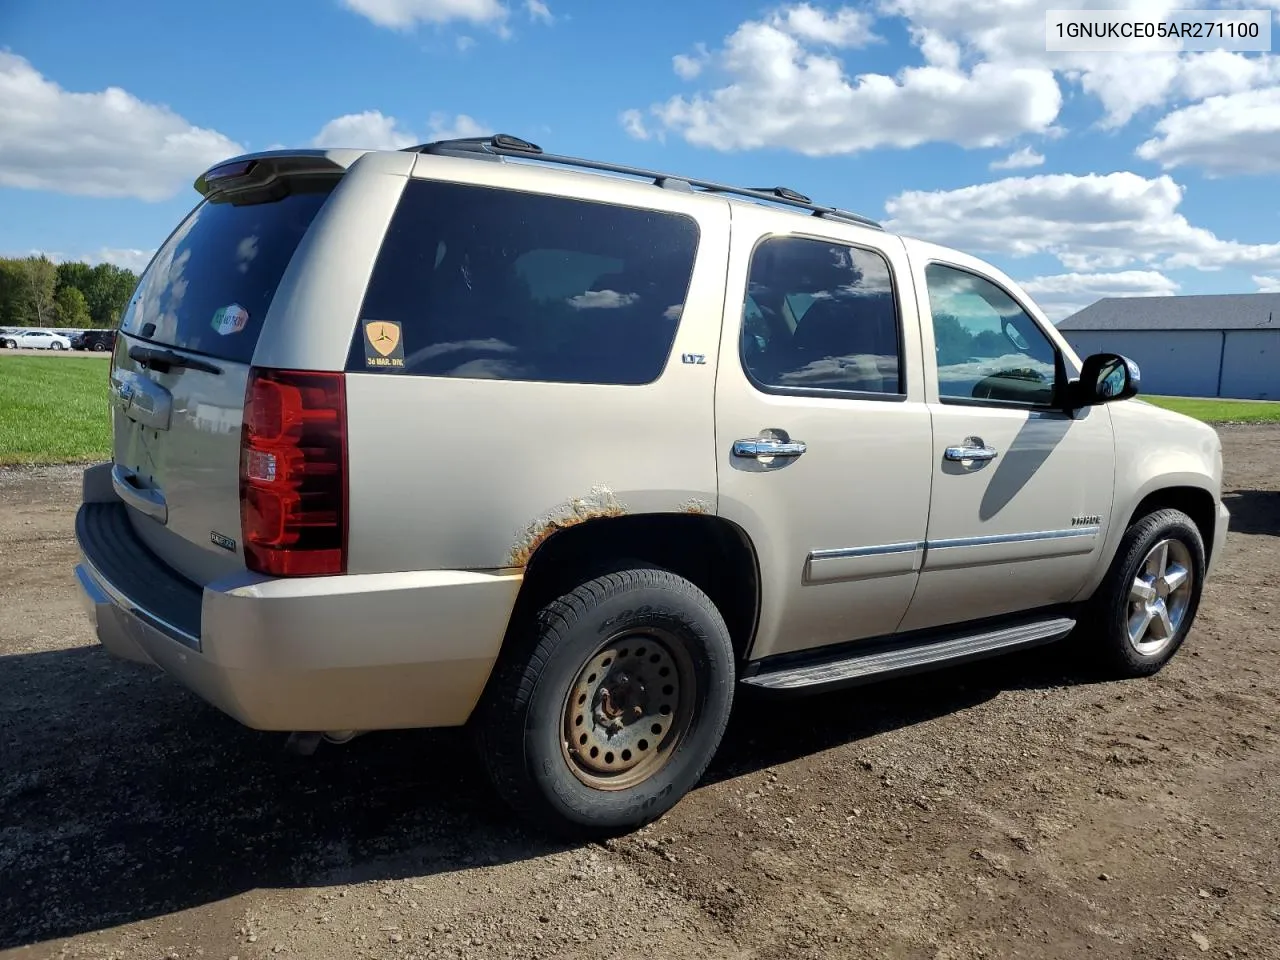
475,567,735,838
1083,508,1205,678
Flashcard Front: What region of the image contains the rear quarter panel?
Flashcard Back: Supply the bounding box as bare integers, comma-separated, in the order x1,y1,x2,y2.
252,150,416,372
342,160,732,574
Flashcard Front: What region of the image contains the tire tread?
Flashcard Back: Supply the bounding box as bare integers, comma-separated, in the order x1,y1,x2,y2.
1083,507,1205,677
475,566,732,836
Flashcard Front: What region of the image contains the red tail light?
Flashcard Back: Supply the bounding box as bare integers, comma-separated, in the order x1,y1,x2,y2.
240,368,347,576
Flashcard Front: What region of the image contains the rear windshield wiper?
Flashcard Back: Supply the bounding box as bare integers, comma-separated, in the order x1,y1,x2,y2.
128,344,223,376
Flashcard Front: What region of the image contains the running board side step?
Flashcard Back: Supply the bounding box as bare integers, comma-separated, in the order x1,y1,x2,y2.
742,616,1076,692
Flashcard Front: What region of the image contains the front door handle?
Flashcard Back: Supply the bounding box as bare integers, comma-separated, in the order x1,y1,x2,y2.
944,437,998,463
732,438,807,460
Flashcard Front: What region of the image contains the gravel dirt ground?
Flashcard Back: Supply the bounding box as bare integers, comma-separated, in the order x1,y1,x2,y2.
2,427,1278,960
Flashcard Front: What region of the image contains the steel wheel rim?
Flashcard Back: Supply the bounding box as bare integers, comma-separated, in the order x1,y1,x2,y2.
560,629,695,791
1127,538,1193,656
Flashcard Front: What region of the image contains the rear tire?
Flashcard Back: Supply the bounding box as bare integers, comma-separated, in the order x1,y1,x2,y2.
1082,508,1205,678
475,566,735,838
52,342,66,351
92,342,107,352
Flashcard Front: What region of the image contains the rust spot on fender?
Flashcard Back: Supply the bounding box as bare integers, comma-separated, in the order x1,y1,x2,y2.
680,498,712,515
509,486,626,568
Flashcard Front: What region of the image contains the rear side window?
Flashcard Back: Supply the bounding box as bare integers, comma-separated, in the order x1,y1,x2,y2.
119,178,337,364
741,236,902,396
349,179,700,385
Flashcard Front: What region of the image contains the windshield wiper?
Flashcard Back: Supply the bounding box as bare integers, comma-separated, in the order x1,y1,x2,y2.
128,344,223,376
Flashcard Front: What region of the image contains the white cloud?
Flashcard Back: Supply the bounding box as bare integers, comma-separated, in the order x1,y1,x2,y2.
1074,51,1280,130
427,112,489,141
885,171,1280,274
1019,270,1180,321
645,10,1061,155
770,3,878,47
990,145,1044,170
20,247,157,274
456,35,476,51
673,43,710,80
620,108,651,141
1137,87,1280,176
91,247,156,273
312,110,417,149
1253,275,1280,293
1175,49,1280,100
524,0,552,23
311,110,489,149
883,0,1280,130
0,53,241,201
340,0,507,29
636,2,1280,167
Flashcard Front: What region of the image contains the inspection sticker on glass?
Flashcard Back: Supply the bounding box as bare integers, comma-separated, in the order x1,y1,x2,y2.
363,319,405,368
210,303,249,336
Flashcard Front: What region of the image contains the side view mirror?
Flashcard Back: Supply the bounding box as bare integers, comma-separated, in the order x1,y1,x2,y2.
1074,352,1141,407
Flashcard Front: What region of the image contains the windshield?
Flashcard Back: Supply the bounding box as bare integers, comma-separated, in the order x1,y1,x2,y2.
119,178,337,364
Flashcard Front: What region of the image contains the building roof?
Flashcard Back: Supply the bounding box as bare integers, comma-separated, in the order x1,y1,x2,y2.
1058,293,1280,332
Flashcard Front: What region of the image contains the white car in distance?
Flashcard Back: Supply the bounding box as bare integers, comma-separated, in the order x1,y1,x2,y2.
2,329,73,350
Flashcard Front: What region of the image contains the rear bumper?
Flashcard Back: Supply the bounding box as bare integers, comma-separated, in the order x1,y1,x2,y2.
74,498,521,732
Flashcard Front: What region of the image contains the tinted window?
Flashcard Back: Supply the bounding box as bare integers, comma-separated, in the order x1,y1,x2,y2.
925,264,1058,407
351,179,700,385
119,178,337,364
741,237,901,395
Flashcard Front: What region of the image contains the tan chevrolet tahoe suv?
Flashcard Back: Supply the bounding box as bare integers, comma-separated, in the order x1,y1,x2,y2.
75,135,1230,837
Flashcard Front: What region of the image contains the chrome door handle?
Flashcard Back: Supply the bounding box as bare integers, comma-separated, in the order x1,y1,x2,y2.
732,438,807,459
944,437,998,463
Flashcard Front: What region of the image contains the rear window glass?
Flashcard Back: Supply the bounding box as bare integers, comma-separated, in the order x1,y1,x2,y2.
119,178,336,364
348,179,700,385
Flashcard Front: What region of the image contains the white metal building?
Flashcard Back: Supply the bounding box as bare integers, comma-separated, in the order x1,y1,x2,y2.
1057,293,1280,400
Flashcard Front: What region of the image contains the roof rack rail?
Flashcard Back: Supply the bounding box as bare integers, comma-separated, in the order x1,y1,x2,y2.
402,134,883,230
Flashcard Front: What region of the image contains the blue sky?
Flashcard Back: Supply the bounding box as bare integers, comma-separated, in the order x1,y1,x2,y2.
1,0,1278,319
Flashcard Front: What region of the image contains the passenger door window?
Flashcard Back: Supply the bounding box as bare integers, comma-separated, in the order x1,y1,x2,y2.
741,237,902,396
924,263,1059,407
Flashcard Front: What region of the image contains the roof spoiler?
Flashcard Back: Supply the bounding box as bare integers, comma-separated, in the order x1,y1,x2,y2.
193,149,370,196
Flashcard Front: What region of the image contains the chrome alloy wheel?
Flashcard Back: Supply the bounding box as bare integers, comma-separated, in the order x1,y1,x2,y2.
1127,538,1194,656
561,631,694,790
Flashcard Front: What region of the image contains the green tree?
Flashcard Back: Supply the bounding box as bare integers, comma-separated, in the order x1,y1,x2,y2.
931,312,974,365
19,256,58,327
0,259,25,327
84,262,139,327
56,260,95,298
55,285,92,327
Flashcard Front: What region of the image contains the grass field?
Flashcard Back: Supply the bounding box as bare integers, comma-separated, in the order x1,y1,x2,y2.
1,354,1278,466
1142,395,1280,424
0,354,111,465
